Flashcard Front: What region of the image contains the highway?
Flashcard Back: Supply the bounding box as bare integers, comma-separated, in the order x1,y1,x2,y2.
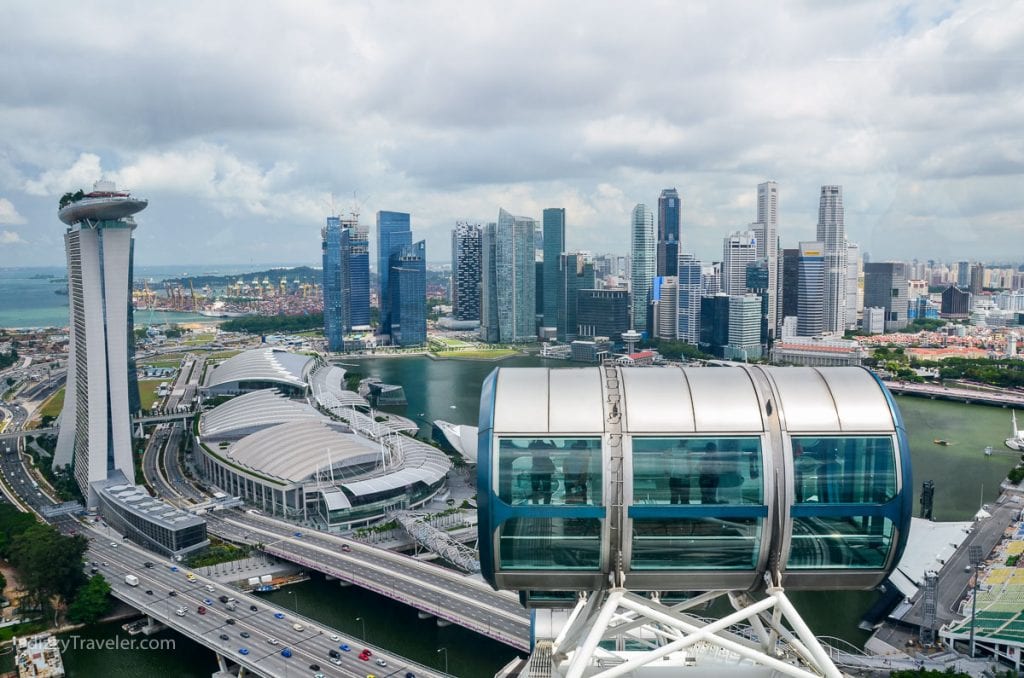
89,531,442,678
885,380,1024,408
207,512,532,651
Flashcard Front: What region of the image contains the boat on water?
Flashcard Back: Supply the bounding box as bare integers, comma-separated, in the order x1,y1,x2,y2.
984,446,993,456
1007,410,1024,452
933,439,952,446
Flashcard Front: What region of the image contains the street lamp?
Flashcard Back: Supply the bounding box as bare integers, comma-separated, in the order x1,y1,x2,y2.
437,647,448,675
969,544,983,657
356,616,366,640
288,589,299,616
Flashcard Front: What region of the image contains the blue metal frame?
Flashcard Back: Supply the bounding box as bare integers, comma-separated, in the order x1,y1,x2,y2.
867,368,914,569
478,368,499,588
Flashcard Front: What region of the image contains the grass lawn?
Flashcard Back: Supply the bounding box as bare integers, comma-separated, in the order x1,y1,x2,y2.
183,333,217,345
38,387,66,419
140,359,181,369
206,349,243,360
138,379,165,411
430,336,473,349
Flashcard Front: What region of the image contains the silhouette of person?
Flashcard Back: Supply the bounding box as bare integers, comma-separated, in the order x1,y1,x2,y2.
530,442,556,504
698,442,720,504
563,440,590,504
668,442,689,504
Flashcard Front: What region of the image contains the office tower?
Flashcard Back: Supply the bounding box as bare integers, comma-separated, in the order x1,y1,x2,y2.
53,180,146,504
347,226,371,328
322,215,370,351
558,252,595,342
725,294,763,361
451,223,482,322
542,208,565,333
656,188,681,277
845,242,862,331
957,261,971,287
751,180,780,336
701,263,721,296
481,209,537,342
699,294,730,358
577,289,629,340
650,276,677,340
677,254,702,345
376,210,412,336
322,216,344,351
941,285,971,319
970,263,985,295
630,204,656,332
781,248,800,320
864,307,886,334
721,230,757,295
389,240,426,346
746,260,770,346
817,186,847,332
864,262,909,332
797,242,826,337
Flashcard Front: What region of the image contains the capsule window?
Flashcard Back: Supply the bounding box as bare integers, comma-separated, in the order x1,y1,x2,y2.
498,517,602,570
788,516,894,569
496,437,602,506
631,517,763,570
632,437,763,506
791,436,896,505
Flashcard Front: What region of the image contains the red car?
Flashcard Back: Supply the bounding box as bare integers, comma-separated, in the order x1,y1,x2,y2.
359,651,370,661
198,606,206,615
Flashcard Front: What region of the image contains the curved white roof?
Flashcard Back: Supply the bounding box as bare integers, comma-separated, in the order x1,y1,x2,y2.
205,348,313,390
342,435,451,495
311,365,369,408
200,389,319,439
225,419,381,483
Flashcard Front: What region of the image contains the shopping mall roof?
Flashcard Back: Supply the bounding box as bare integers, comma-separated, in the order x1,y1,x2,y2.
93,472,205,531
204,347,313,391
200,388,320,439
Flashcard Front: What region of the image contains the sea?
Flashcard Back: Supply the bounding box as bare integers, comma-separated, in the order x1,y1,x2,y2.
0,265,302,329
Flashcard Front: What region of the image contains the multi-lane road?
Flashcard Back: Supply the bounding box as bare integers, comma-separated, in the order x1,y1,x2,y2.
89,533,440,678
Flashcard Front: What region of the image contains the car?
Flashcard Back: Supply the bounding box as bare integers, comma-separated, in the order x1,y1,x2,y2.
198,606,206,615
205,584,215,592
250,604,258,612
219,634,229,641
240,631,250,639
274,612,285,619
226,618,236,625
175,607,186,617
203,598,213,606
405,673,416,678
340,644,351,652
309,665,321,671
358,652,369,662
330,634,340,641
108,542,116,547
280,648,292,658
238,648,249,656
169,566,179,572
168,591,177,597
328,649,340,658
341,544,351,552
293,532,302,537
329,657,342,666
101,561,108,566
186,574,196,582
375,658,387,667
144,561,154,568
145,589,153,595
292,623,304,632
266,637,279,645
362,649,373,658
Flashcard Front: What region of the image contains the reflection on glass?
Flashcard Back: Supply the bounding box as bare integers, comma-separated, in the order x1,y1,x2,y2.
788,516,893,569
632,437,762,505
631,517,761,570
791,436,896,504
498,517,602,570
497,437,602,506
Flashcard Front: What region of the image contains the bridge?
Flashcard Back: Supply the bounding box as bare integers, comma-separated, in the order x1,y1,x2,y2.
206,512,532,652
392,510,481,574
884,380,1024,408
0,411,194,443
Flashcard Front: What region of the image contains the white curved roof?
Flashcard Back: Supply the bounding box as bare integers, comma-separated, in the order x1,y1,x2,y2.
200,389,320,439
342,435,451,495
205,348,313,390
225,419,381,483
310,364,369,408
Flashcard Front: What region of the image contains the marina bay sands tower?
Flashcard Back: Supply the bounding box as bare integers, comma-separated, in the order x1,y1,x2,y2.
53,180,147,505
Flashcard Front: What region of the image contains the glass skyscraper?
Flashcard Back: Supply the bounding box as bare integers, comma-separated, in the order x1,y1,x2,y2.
630,203,655,333
557,252,594,341
657,188,680,277
542,208,565,333
451,222,482,322
816,186,847,333
677,254,702,345
389,240,427,346
323,215,370,351
376,210,412,335
797,241,826,337
481,209,537,343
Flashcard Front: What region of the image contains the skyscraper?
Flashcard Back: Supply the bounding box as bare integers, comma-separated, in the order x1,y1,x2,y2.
376,210,412,336
797,242,826,337
677,254,703,345
721,230,757,295
630,204,655,332
650,276,677,341
577,288,629,340
481,209,537,342
542,208,565,333
322,215,370,351
389,240,427,346
53,180,147,505
725,294,763,361
751,180,780,337
557,252,595,342
656,188,681,277
864,262,909,332
451,223,482,322
781,248,800,321
816,186,847,332
845,242,862,331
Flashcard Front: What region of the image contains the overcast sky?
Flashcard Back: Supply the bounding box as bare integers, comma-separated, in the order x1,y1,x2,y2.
1,1,1021,269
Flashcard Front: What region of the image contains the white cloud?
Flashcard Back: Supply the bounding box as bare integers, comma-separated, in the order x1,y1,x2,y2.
1,230,26,244
0,198,27,225
22,153,102,196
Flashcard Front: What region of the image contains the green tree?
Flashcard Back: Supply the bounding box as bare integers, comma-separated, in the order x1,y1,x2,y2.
0,504,37,558
8,523,87,613
67,574,112,624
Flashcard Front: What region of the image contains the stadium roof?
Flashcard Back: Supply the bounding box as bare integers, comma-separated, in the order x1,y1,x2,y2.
204,347,313,390
342,437,451,495
200,388,319,439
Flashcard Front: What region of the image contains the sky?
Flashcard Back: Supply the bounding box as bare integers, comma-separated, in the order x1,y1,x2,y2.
1,1,1022,269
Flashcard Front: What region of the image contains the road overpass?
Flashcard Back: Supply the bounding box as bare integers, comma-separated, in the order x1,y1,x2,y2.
89,531,444,678
885,381,1024,408
206,512,532,652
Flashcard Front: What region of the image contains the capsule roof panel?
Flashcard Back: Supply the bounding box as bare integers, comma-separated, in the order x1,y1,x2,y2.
620,366,763,433
492,368,604,433
763,366,894,432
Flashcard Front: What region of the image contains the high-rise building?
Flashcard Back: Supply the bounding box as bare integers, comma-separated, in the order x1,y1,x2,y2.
845,242,862,331
797,242,826,337
650,276,677,341
542,208,565,333
656,188,681,277
677,254,702,345
970,263,985,295
721,231,757,295
781,248,800,321
725,294,763,361
53,180,147,505
699,294,730,358
746,260,770,346
376,210,412,336
941,285,971,319
630,204,656,332
322,215,370,351
957,261,971,287
864,262,909,332
481,209,537,342
389,240,427,346
451,223,482,322
577,288,629,340
817,186,847,332
751,180,780,336
558,252,595,342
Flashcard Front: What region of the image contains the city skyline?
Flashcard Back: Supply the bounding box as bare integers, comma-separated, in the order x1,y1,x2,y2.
1,2,1022,268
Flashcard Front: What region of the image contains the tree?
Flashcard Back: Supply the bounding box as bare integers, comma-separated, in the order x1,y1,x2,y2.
0,504,37,558
67,574,111,624
0,571,7,591
8,524,87,614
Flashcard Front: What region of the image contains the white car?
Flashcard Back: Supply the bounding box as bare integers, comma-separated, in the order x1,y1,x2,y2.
266,638,279,645
292,623,304,632
330,634,340,642
205,584,215,592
